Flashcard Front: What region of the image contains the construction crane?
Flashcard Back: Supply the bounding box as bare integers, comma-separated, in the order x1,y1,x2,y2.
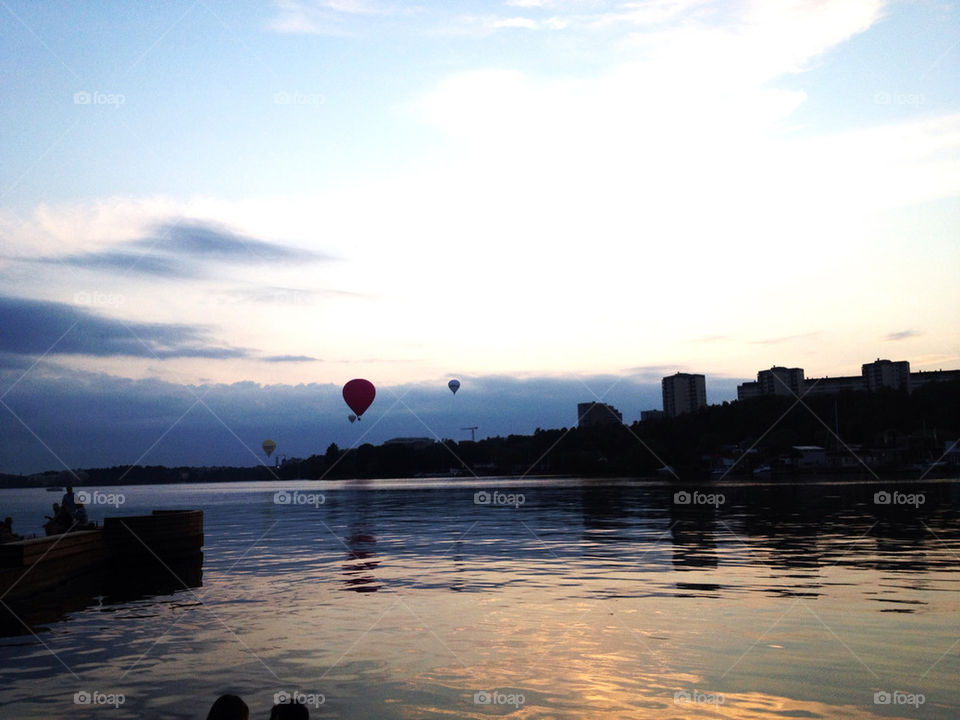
461,426,478,442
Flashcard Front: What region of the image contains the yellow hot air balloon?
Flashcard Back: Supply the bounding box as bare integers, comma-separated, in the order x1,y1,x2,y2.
262,439,277,458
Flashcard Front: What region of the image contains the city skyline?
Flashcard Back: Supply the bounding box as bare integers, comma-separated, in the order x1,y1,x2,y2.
3,352,955,475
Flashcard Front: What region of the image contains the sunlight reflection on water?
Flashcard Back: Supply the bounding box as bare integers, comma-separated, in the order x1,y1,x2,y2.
0,477,958,718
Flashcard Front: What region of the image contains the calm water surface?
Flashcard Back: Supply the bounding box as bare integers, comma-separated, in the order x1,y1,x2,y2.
0,477,958,719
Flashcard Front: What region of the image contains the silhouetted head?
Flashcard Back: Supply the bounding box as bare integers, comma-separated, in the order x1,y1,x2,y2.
3,517,11,528
66,486,72,492
270,701,309,720
206,694,249,720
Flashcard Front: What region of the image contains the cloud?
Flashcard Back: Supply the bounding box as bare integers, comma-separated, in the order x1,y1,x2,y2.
39,220,331,279
222,286,367,305
493,17,540,30
261,355,320,362
886,329,921,341
621,365,696,381
268,0,405,34
140,221,331,263
39,250,199,278
0,367,753,475
0,370,669,474
0,295,249,360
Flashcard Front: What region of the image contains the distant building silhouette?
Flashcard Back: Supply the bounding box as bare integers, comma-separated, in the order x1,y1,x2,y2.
640,409,666,422
863,358,910,392
736,381,762,401
577,402,623,428
738,366,804,400
384,437,434,449
738,357,960,401
662,373,706,417
803,374,863,396
911,368,960,390
760,366,805,395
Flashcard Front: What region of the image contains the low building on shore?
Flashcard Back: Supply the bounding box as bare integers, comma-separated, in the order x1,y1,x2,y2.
577,402,623,428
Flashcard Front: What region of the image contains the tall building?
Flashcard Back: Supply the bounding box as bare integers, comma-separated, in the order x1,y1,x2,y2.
758,366,805,396
862,359,910,392
737,366,804,400
736,381,762,401
737,357,959,401
577,402,623,428
662,373,706,417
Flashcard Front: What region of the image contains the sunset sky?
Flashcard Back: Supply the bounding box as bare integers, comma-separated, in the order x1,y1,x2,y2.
1,0,958,473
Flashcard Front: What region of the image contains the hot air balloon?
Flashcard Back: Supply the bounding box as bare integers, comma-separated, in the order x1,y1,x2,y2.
448,379,461,395
262,439,277,458
343,379,376,419
348,414,356,424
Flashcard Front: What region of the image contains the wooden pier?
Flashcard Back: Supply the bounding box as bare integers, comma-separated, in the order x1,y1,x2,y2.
0,510,203,601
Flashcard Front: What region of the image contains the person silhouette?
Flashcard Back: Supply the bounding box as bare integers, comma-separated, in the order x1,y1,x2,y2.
269,700,309,719
206,694,249,720
0,517,21,543
61,486,77,520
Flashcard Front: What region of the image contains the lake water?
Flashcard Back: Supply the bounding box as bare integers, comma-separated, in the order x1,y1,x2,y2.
0,476,958,719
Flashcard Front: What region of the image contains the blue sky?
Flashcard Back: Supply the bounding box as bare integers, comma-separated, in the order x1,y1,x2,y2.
1,0,958,473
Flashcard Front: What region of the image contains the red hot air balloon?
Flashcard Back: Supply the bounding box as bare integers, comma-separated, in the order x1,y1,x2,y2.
342,379,376,419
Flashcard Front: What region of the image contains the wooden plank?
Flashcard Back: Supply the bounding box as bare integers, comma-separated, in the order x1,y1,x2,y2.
0,531,103,568
0,511,203,602
0,540,105,599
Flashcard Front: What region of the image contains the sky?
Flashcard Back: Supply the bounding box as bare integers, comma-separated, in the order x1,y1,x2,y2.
1,0,958,474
